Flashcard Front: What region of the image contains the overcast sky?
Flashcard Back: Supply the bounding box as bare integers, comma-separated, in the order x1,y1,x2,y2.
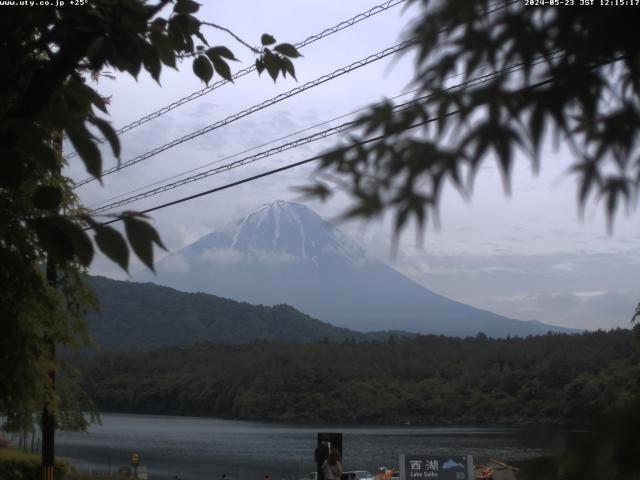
66,0,639,330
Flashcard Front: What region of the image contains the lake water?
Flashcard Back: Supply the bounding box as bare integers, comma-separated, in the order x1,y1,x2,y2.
56,413,553,480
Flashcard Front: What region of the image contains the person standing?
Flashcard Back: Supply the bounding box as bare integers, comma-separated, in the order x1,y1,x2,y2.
321,449,343,480
315,441,331,480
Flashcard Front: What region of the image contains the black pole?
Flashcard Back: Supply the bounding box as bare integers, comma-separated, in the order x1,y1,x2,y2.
41,324,55,480
42,131,62,480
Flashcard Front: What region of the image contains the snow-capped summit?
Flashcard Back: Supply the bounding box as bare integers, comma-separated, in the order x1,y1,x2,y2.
229,200,365,266
135,200,574,337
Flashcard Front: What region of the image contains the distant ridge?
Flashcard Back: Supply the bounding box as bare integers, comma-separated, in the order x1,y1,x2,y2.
135,200,577,337
86,275,377,350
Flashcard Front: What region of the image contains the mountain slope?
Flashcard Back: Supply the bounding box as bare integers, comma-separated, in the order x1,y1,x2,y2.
135,200,575,337
86,276,368,350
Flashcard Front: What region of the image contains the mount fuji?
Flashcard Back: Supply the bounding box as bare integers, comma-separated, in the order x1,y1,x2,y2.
135,200,573,337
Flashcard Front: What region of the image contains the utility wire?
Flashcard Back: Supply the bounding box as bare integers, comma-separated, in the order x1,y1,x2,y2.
86,74,561,231
88,61,507,210
89,56,549,215
65,0,407,160
87,86,424,210
89,124,351,214
88,125,350,214
73,39,414,189
85,50,630,230
87,0,522,209
85,118,433,230
74,0,522,188
82,1,596,230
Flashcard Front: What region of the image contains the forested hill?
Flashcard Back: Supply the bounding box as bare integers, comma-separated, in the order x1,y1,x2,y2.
86,276,373,349
74,329,640,426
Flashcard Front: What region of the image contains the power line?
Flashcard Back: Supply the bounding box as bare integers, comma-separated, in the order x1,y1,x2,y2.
89,53,561,216
89,57,544,215
85,117,434,230
82,1,594,230
87,75,562,231
73,39,414,189
73,0,522,188
87,0,524,211
84,50,630,231
87,86,425,210
89,123,350,214
64,0,407,160
88,54,508,210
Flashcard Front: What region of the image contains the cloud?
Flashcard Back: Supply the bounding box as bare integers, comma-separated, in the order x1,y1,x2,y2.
574,290,608,299
199,247,245,267
162,254,190,274
480,266,525,274
250,249,298,265
198,246,299,266
550,262,577,272
383,250,640,329
483,290,638,330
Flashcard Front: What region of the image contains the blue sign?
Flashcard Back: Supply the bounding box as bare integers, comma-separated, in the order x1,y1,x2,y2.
400,454,473,480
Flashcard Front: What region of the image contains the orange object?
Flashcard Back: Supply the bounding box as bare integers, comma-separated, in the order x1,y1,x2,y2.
477,468,493,479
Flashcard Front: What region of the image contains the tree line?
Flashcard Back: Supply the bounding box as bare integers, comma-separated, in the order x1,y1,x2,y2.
71,328,640,425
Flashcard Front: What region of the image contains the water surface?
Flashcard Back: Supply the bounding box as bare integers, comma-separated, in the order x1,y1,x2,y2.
57,413,551,480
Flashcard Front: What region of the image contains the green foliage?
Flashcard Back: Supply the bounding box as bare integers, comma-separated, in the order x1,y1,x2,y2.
304,0,640,233
92,225,129,272
518,400,640,480
0,449,69,480
193,54,214,84
554,401,640,480
191,44,240,84
71,329,640,426
0,262,97,432
261,34,276,46
0,0,298,433
255,36,301,81
84,276,371,350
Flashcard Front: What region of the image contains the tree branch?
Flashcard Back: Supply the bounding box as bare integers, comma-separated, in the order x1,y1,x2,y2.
200,22,259,54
